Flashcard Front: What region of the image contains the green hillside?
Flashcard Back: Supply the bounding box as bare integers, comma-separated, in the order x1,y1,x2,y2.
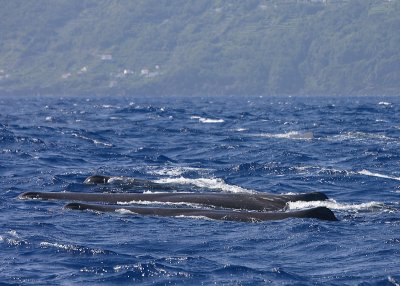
0,0,399,96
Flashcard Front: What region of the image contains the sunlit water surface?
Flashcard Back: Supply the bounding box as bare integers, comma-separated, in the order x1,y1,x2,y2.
1,95,399,285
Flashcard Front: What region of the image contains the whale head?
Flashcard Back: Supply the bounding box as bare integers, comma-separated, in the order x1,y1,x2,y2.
83,175,111,184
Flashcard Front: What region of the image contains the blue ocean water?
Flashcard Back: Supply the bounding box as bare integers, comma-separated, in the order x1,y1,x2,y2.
1,95,399,285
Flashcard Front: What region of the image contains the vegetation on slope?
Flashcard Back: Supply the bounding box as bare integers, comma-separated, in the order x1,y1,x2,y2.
0,0,399,96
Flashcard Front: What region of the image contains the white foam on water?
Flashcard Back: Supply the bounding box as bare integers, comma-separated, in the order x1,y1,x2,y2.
101,104,120,109
378,101,392,106
115,208,139,215
388,276,400,286
40,241,79,251
287,199,384,211
235,128,248,132
358,170,400,181
191,116,224,123
256,131,314,140
0,230,27,246
40,242,105,254
154,177,254,193
317,167,354,176
93,139,113,147
293,166,400,183
295,165,351,176
199,118,224,123
71,133,113,147
149,166,210,177
107,176,133,184
330,131,392,142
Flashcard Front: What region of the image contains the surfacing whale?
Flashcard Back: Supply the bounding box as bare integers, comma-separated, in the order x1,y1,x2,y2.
65,203,337,222
19,175,338,222
20,191,329,212
83,175,174,190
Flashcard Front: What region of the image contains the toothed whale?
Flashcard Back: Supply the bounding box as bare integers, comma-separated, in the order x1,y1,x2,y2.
83,175,176,190
64,203,338,222
19,175,338,222
20,191,329,212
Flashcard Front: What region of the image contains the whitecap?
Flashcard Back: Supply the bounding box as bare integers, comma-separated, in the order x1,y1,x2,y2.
149,166,210,177
287,199,384,211
117,200,205,209
40,241,78,251
358,170,400,181
256,131,314,140
200,118,224,123
154,177,254,193
317,167,354,176
107,176,132,184
191,116,224,123
72,133,113,147
93,139,113,147
115,208,139,215
330,131,392,142
40,241,105,254
388,276,400,286
235,128,248,132
0,230,27,246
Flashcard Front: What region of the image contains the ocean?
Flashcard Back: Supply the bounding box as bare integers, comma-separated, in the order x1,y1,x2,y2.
1,94,399,285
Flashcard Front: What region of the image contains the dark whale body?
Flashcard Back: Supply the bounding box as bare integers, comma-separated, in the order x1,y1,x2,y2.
20,191,337,221
83,175,176,190
20,191,328,212
19,175,338,222
65,202,337,222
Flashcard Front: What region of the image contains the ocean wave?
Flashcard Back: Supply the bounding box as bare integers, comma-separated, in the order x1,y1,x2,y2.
0,230,28,246
71,133,113,147
153,177,254,193
388,276,400,286
358,170,400,181
329,131,394,142
294,166,400,182
255,131,314,140
191,116,224,123
115,208,140,215
81,260,193,282
234,128,248,132
287,199,385,212
4,95,400,285
148,166,211,177
40,241,107,255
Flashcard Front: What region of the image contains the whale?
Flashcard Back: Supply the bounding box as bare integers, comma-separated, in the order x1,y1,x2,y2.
65,202,338,222
20,191,329,212
19,175,338,222
83,175,180,191
84,175,111,184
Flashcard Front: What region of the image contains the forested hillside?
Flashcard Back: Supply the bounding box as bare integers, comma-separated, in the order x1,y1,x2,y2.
0,0,399,96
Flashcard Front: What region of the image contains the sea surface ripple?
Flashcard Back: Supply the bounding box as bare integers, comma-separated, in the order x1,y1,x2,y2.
1,95,400,285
